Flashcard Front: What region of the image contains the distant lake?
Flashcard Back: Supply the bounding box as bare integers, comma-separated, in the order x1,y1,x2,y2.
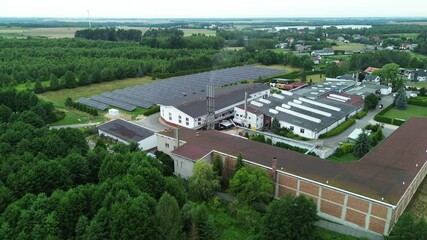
275,25,372,31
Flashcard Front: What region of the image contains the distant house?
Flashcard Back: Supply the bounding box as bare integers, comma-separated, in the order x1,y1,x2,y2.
275,42,288,49
364,74,381,83
385,46,394,50
372,36,381,42
364,67,381,74
98,119,157,151
311,56,321,64
378,85,392,95
286,37,295,44
409,69,427,81
294,44,305,52
337,36,346,42
311,48,334,56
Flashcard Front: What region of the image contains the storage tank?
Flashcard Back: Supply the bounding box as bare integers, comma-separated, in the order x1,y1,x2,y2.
108,109,119,116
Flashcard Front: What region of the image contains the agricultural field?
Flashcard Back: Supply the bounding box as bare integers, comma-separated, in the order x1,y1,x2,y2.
406,81,427,88
256,64,301,73
382,105,427,120
39,76,153,125
332,42,366,51
0,26,216,38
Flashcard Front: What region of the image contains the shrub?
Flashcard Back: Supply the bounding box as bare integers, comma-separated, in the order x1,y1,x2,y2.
374,115,393,124
319,118,356,139
393,118,406,126
408,97,427,107
143,105,160,116
355,110,367,119
334,147,344,157
340,143,355,154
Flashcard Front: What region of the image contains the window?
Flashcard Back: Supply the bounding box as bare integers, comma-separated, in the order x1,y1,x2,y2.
186,121,189,126
290,126,294,131
165,143,170,148
181,161,183,168
186,117,189,121
168,112,172,121
300,128,305,133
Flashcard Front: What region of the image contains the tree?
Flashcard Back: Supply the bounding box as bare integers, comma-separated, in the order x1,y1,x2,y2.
390,212,427,240
378,63,399,86
271,118,280,133
155,192,183,240
228,166,274,205
34,79,44,93
364,93,379,110
234,153,244,173
395,88,407,110
0,104,12,123
300,70,307,82
64,71,77,89
262,194,318,240
189,160,220,202
50,74,60,91
419,87,426,97
354,131,371,158
212,154,223,177
65,97,73,107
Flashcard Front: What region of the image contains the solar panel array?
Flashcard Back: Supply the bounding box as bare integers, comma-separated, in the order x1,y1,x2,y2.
80,66,283,111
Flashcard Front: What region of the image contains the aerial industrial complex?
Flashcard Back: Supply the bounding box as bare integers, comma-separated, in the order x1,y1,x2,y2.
156,118,427,236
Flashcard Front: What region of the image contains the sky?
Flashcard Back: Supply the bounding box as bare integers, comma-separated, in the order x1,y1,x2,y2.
1,0,427,18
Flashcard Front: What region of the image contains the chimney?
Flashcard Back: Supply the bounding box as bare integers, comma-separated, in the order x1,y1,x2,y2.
244,91,248,119
271,157,277,180
175,128,180,148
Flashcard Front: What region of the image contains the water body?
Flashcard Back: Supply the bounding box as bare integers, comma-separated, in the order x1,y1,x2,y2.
275,25,372,31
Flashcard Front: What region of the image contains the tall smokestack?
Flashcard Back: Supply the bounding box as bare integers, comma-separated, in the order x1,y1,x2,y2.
271,157,277,180
244,91,248,119
175,128,180,148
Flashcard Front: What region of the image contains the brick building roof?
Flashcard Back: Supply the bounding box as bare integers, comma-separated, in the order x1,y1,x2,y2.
160,117,427,205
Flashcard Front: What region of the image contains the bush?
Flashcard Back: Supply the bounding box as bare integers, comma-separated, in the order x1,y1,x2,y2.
408,96,427,107
334,147,344,157
355,110,367,119
393,118,406,126
374,115,393,124
143,105,160,116
319,118,356,139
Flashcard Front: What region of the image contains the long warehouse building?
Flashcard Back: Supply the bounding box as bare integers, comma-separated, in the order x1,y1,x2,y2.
156,117,427,237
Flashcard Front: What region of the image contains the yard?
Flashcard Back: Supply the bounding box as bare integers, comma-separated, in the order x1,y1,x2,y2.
406,81,427,88
407,177,427,220
332,42,366,51
327,153,359,163
382,105,427,120
255,64,301,73
39,76,153,125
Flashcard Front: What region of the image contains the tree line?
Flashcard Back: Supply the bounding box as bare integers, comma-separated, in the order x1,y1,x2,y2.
75,27,143,41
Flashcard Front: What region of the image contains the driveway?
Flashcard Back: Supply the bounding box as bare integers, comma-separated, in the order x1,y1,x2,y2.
310,95,395,148
133,113,170,132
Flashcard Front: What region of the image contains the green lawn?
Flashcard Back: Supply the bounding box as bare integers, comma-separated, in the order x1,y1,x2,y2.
327,153,360,163
407,82,427,88
332,42,366,51
256,64,301,73
39,76,153,125
382,105,427,120
15,80,50,91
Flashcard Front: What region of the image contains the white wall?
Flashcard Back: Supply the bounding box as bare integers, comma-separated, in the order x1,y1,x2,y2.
160,105,197,128
234,107,264,130
138,135,157,151
278,120,318,139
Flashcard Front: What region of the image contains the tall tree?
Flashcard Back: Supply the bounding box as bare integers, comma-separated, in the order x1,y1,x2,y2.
395,88,407,110
155,192,183,240
34,79,44,94
229,166,274,205
64,71,77,89
364,93,379,111
378,63,399,86
50,73,60,91
189,161,220,202
271,118,280,133
212,154,223,177
262,195,318,240
234,153,244,173
354,131,371,158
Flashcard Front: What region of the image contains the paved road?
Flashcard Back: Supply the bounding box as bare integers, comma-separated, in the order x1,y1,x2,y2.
49,122,101,129
133,113,170,132
310,95,395,148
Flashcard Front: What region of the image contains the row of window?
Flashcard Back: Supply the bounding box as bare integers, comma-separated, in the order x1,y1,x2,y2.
289,126,304,133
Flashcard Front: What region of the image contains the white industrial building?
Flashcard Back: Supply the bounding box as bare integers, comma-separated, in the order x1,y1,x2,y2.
233,91,361,139
159,84,270,129
97,119,157,151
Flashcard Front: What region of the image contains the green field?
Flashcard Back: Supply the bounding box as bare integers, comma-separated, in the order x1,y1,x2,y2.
407,177,427,220
332,42,366,51
407,81,427,88
39,76,153,125
256,64,301,73
327,153,359,163
382,105,427,120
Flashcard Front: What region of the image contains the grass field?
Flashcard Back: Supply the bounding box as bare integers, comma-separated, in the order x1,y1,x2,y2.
39,76,153,125
256,64,301,73
0,27,216,38
298,73,325,84
15,80,50,91
382,105,427,120
327,153,359,163
382,33,419,38
332,42,366,51
406,81,427,88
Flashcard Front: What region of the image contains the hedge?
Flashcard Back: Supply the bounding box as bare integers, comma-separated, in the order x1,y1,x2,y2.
355,110,368,119
373,103,395,124
408,97,427,107
393,118,406,126
319,118,356,139
143,105,160,116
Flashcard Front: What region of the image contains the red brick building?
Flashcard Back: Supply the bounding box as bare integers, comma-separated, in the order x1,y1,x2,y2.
156,117,427,236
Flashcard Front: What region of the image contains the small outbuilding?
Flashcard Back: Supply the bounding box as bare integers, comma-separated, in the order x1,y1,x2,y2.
98,119,157,151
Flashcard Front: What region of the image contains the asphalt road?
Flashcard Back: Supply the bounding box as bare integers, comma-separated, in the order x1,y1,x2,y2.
310,95,396,148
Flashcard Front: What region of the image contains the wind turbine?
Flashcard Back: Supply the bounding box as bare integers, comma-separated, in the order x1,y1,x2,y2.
87,9,92,28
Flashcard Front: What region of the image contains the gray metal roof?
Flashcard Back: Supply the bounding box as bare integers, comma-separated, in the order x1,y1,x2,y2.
248,93,358,132
98,119,155,143
166,84,269,118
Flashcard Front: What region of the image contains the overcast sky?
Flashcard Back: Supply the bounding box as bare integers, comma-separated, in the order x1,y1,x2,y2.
1,0,427,18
